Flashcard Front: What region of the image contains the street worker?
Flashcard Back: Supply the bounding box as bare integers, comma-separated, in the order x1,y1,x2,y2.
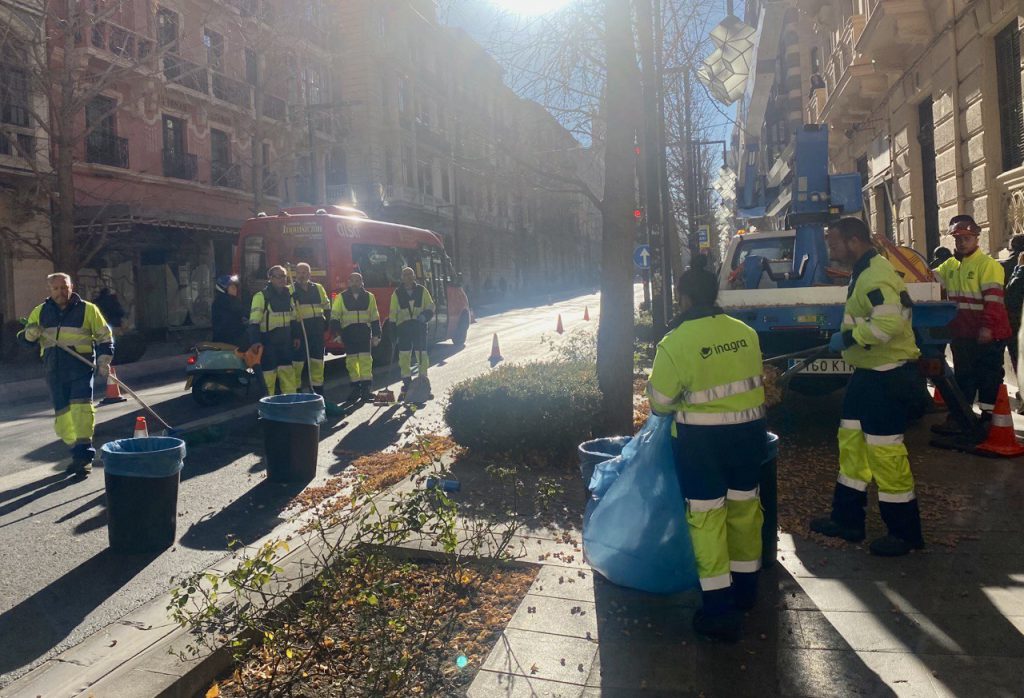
932,214,1012,434
1001,234,1024,370
810,217,925,557
330,271,381,402
647,255,768,643
389,266,435,399
290,262,331,395
19,273,114,477
248,265,301,395
211,274,247,347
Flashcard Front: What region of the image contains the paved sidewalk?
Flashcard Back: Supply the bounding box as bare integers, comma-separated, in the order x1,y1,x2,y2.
466,413,1024,696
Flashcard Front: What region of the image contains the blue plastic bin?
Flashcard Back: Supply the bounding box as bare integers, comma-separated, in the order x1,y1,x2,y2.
101,437,186,553
258,394,325,483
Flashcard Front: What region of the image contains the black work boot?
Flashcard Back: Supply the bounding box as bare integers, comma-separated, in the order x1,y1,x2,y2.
810,482,866,541
876,498,925,557
930,417,964,436
67,458,92,477
809,517,865,542
399,378,412,400
693,588,741,643
732,571,759,611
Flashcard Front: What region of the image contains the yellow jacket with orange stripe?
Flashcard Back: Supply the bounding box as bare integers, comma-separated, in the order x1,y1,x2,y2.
936,249,1011,340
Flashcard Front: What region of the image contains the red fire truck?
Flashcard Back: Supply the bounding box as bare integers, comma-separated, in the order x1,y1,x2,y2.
234,205,471,363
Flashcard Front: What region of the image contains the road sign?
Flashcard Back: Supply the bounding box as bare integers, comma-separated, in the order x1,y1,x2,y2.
697,226,710,252
633,244,652,269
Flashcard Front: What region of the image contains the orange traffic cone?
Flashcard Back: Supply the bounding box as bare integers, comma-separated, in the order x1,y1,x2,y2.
976,384,1024,457
100,366,128,405
134,416,149,439
556,314,564,334
489,333,504,365
583,306,590,321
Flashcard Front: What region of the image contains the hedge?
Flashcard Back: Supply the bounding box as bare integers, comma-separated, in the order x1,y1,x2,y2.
444,360,602,454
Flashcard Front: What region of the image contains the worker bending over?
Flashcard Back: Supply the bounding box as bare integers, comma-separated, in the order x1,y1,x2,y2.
647,256,768,642
810,217,924,557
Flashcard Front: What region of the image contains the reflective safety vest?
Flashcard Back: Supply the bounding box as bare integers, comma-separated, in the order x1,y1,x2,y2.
332,289,381,333
23,294,113,362
290,281,330,323
936,249,1012,340
647,308,765,426
249,285,298,334
389,284,435,325
839,250,921,370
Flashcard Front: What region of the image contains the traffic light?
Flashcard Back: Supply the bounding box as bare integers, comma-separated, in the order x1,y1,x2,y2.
633,208,643,221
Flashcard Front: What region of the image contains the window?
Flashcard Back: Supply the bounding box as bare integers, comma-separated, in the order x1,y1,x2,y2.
163,115,185,156
995,20,1024,172
441,167,451,202
242,236,267,295
204,29,224,71
731,236,795,270
352,244,403,287
0,46,29,127
245,49,258,86
418,160,433,196
210,128,232,186
404,145,415,188
156,7,178,49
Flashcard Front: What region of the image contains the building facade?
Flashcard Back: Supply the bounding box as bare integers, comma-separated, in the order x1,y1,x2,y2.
0,0,52,330
736,0,1024,259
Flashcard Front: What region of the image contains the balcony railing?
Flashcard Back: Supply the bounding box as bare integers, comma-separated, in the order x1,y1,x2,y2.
212,161,243,189
0,132,33,159
86,132,129,168
262,95,287,121
164,55,209,94
82,20,154,62
162,149,198,180
212,72,253,110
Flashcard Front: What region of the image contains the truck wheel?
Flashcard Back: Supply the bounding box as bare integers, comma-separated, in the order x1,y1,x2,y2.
451,312,469,347
192,377,227,407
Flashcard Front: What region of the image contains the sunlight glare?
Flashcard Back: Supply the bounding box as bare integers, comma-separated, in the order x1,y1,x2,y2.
489,0,575,17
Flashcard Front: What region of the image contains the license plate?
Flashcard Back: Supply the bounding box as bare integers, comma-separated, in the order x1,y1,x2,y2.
788,358,853,374
184,376,193,390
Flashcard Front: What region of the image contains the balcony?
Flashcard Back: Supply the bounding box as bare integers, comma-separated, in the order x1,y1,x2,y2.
857,0,933,62
0,132,34,160
162,150,198,180
416,121,450,151
212,161,243,189
81,19,154,63
212,72,253,110
820,14,888,125
164,55,209,95
262,95,287,121
807,86,827,124
86,132,130,168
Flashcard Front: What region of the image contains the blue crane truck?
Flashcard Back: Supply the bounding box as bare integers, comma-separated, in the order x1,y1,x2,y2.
717,125,959,405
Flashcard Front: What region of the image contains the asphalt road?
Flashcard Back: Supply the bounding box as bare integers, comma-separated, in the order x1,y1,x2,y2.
0,291,604,688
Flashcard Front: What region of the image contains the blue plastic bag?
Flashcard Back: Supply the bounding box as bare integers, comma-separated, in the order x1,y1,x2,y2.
583,414,700,594
101,437,186,478
258,393,326,426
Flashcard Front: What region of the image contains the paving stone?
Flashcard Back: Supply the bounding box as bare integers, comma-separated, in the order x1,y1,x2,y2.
925,654,1024,697
529,565,597,603
468,669,586,698
780,648,936,697
480,628,598,686
508,593,598,640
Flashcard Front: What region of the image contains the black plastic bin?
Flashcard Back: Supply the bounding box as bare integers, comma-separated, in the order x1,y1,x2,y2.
258,394,325,483
101,437,186,553
577,436,632,486
760,432,780,568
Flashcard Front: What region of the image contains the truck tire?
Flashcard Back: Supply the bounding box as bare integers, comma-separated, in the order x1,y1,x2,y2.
451,312,469,347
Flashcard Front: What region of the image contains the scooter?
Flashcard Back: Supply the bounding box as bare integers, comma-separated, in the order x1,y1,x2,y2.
185,342,258,406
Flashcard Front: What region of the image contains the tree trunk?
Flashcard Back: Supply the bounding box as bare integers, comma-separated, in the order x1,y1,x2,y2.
596,0,638,436
53,6,79,275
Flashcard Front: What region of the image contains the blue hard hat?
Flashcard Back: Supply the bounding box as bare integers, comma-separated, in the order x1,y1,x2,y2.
216,274,239,293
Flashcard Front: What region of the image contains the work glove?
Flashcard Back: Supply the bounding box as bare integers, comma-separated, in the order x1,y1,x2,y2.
332,335,343,344
97,354,112,378
828,332,847,353
371,337,381,348
978,327,993,344
19,318,41,342
416,312,429,324
293,338,301,350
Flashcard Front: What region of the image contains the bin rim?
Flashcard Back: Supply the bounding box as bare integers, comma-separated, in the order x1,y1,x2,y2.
258,393,326,406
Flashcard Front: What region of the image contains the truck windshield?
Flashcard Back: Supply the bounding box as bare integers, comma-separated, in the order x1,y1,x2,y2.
732,237,796,269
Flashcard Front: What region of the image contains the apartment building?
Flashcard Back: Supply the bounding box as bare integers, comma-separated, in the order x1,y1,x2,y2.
736,0,1024,258
0,0,52,328
334,0,601,300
